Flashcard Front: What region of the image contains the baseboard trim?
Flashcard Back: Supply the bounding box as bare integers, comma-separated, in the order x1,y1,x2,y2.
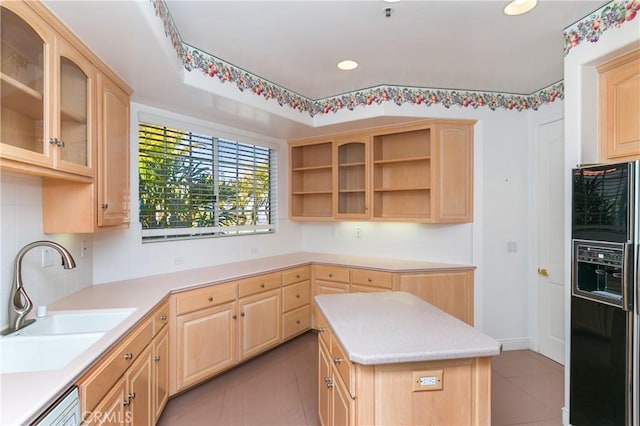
497,337,530,351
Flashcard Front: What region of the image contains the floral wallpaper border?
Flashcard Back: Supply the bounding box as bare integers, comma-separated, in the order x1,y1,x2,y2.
564,0,639,55
150,0,634,117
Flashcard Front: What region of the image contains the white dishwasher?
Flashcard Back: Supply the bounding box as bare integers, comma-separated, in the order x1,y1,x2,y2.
32,387,81,426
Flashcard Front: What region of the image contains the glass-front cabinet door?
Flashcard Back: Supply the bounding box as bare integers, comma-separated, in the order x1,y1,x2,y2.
55,39,93,176
335,135,369,218
0,4,50,166
0,2,93,178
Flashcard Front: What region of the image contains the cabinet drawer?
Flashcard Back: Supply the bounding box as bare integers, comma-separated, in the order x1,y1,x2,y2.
330,333,354,397
282,280,310,312
350,269,393,289
314,265,350,283
238,272,282,298
152,299,169,335
283,266,310,286
78,317,153,413
283,305,311,340
175,282,237,316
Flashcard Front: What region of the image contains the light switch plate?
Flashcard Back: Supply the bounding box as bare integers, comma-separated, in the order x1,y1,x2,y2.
412,369,443,392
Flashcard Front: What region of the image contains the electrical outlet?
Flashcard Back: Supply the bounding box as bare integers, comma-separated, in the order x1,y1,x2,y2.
507,241,518,253
250,247,258,254
355,227,362,239
173,256,185,265
80,241,88,258
41,248,55,268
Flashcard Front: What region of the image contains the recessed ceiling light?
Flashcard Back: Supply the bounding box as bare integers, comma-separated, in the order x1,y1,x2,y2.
503,0,537,16
383,0,401,3
337,60,358,71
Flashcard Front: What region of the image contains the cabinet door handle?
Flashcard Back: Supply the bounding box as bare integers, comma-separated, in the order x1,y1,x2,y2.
296,320,300,325
333,357,342,365
154,355,161,362
101,203,109,209
318,327,327,333
232,314,237,319
324,376,333,388
49,137,65,148
123,353,133,360
208,296,214,302
128,392,136,400
296,294,300,298
123,399,131,406
159,314,167,321
241,312,245,317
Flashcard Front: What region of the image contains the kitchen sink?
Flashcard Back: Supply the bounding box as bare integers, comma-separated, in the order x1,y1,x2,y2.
0,333,103,374
15,308,135,336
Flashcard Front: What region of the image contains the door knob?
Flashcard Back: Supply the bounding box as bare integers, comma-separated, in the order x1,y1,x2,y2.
537,268,549,277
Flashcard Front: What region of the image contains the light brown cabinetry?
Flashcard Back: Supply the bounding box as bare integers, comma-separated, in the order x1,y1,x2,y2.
238,287,281,361
598,49,640,162
399,269,474,325
289,139,334,220
0,1,132,233
289,119,474,222
282,266,311,340
0,1,93,179
78,301,169,425
173,282,237,392
349,268,394,293
316,309,491,426
335,134,369,218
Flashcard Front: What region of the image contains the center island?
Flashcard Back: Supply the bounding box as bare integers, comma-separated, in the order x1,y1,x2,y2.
315,291,502,426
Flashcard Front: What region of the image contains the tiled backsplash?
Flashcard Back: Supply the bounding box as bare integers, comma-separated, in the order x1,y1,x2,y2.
0,172,93,330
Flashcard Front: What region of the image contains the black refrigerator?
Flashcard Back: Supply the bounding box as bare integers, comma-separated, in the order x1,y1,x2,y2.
571,161,639,425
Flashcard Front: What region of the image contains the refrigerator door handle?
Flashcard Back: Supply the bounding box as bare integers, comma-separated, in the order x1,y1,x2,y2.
624,242,632,311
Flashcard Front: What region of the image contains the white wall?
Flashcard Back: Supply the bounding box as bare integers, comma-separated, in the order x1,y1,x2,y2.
0,173,93,329
301,102,535,344
90,103,304,284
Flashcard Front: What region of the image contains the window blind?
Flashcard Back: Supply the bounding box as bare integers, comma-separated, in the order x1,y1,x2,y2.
139,123,275,241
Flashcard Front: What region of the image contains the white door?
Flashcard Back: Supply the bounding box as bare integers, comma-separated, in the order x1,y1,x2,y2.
537,119,565,364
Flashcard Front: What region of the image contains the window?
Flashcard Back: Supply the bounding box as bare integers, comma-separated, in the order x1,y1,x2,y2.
138,123,275,241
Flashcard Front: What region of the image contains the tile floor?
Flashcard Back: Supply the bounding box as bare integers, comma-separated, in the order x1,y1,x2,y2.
158,331,565,426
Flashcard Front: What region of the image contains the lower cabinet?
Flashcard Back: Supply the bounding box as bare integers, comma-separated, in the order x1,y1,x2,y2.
175,301,237,391
319,337,354,426
77,301,168,426
152,326,169,423
238,288,281,361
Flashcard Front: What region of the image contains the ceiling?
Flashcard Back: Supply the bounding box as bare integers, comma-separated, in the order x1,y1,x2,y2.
43,0,609,139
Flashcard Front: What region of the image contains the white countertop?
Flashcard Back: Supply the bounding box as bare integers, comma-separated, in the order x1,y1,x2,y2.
0,252,472,425
315,291,501,365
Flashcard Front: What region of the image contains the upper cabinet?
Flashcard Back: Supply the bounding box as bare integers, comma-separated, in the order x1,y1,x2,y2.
335,134,369,219
289,138,334,220
1,1,132,233
1,2,94,179
288,119,474,223
598,49,640,163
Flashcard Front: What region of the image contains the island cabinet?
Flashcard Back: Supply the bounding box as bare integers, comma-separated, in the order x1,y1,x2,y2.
288,119,474,222
282,266,311,340
315,292,499,426
0,0,132,233
598,49,640,162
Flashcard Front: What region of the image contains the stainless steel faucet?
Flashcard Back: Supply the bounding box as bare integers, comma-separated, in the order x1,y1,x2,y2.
3,241,76,335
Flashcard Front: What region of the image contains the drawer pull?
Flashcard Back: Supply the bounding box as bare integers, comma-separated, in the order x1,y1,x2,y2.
329,273,333,278
159,314,167,321
333,357,342,365
123,353,133,361
296,294,300,298
368,278,372,282
296,320,300,324
324,376,333,388
260,283,265,288
128,392,136,400
208,296,214,302
296,274,300,279
154,355,161,362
